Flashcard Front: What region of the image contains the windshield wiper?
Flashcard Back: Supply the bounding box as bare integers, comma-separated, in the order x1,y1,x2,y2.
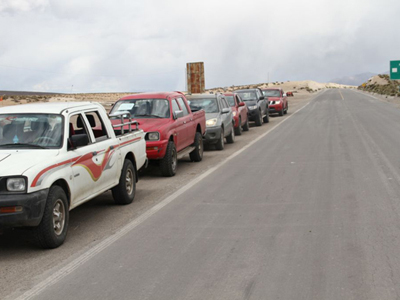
0,143,47,149
135,114,163,118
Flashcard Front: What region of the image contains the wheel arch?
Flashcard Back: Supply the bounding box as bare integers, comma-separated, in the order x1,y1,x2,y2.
196,124,201,133
51,179,71,206
125,152,138,182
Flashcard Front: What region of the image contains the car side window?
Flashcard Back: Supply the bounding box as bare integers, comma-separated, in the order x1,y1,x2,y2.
69,113,91,147
176,97,189,116
217,98,224,111
84,111,109,142
171,99,181,118
221,97,229,109
235,95,241,105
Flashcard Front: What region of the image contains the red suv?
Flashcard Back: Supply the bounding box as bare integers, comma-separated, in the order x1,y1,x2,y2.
261,88,288,116
224,92,249,135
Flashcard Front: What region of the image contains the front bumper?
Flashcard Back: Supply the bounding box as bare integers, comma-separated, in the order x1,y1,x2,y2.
204,126,222,144
247,109,259,121
269,103,283,113
0,189,49,228
146,140,169,160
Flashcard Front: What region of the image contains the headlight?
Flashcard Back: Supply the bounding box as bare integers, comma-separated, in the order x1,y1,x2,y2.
206,118,217,127
275,101,281,104
232,111,237,117
146,132,160,141
7,178,26,192
248,105,257,110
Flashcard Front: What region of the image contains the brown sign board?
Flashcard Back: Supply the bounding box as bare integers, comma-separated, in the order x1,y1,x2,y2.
186,62,205,94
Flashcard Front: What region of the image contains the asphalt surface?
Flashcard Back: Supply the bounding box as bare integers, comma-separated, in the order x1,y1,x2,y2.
5,89,400,299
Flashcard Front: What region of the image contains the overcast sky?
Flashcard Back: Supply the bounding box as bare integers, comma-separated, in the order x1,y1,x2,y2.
0,0,399,93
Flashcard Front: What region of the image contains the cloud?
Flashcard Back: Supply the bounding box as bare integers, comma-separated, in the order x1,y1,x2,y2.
0,0,49,13
0,0,399,92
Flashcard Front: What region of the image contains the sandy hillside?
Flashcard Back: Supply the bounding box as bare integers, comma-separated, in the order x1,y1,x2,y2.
358,74,400,97
206,80,356,94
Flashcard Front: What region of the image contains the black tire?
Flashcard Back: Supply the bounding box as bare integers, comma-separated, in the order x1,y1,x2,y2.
112,159,136,204
189,132,203,162
234,117,242,136
226,125,235,144
263,109,270,123
242,118,250,131
215,127,224,150
284,103,288,114
160,141,177,176
255,111,263,126
33,186,69,249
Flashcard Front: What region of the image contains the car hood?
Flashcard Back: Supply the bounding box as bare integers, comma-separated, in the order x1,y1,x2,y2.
0,150,60,176
267,97,282,101
135,118,172,133
244,101,257,107
112,118,171,133
205,113,220,120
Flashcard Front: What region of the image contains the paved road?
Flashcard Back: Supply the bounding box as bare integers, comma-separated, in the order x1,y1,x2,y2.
6,89,400,299
0,91,312,299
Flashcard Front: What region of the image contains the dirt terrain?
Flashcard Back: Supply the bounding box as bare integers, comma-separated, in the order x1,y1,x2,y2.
0,80,355,110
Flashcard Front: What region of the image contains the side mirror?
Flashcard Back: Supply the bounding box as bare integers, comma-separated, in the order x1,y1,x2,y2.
259,96,265,100
173,110,184,120
238,102,246,107
221,108,231,114
68,134,89,150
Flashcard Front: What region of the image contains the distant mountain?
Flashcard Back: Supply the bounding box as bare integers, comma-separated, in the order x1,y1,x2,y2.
330,72,377,86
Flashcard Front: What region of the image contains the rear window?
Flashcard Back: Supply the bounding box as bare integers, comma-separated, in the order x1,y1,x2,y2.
236,92,257,101
226,96,235,106
188,98,219,113
262,90,281,97
111,99,170,118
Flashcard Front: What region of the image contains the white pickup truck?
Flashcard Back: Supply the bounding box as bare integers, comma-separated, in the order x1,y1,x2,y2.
0,102,147,248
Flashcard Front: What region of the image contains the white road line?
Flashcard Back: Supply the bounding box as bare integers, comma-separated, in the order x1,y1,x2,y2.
14,91,323,300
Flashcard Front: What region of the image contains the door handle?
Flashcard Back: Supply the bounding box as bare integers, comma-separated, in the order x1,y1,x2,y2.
92,151,97,157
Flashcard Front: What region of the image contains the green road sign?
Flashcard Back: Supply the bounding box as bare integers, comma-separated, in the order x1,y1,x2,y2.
390,60,400,80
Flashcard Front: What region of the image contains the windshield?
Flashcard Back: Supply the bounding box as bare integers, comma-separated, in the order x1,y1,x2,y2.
110,99,170,118
188,98,219,113
236,92,257,101
225,96,235,106
262,90,281,97
0,114,63,149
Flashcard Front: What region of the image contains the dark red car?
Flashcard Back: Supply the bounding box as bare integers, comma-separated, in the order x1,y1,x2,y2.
261,88,288,116
224,92,249,135
110,92,206,177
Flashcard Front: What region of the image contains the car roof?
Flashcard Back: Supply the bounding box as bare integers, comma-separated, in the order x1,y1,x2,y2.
119,91,185,100
235,89,259,92
262,88,282,91
186,93,218,99
0,102,98,114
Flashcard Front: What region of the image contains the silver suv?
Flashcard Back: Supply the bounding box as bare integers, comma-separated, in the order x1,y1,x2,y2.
187,93,235,150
